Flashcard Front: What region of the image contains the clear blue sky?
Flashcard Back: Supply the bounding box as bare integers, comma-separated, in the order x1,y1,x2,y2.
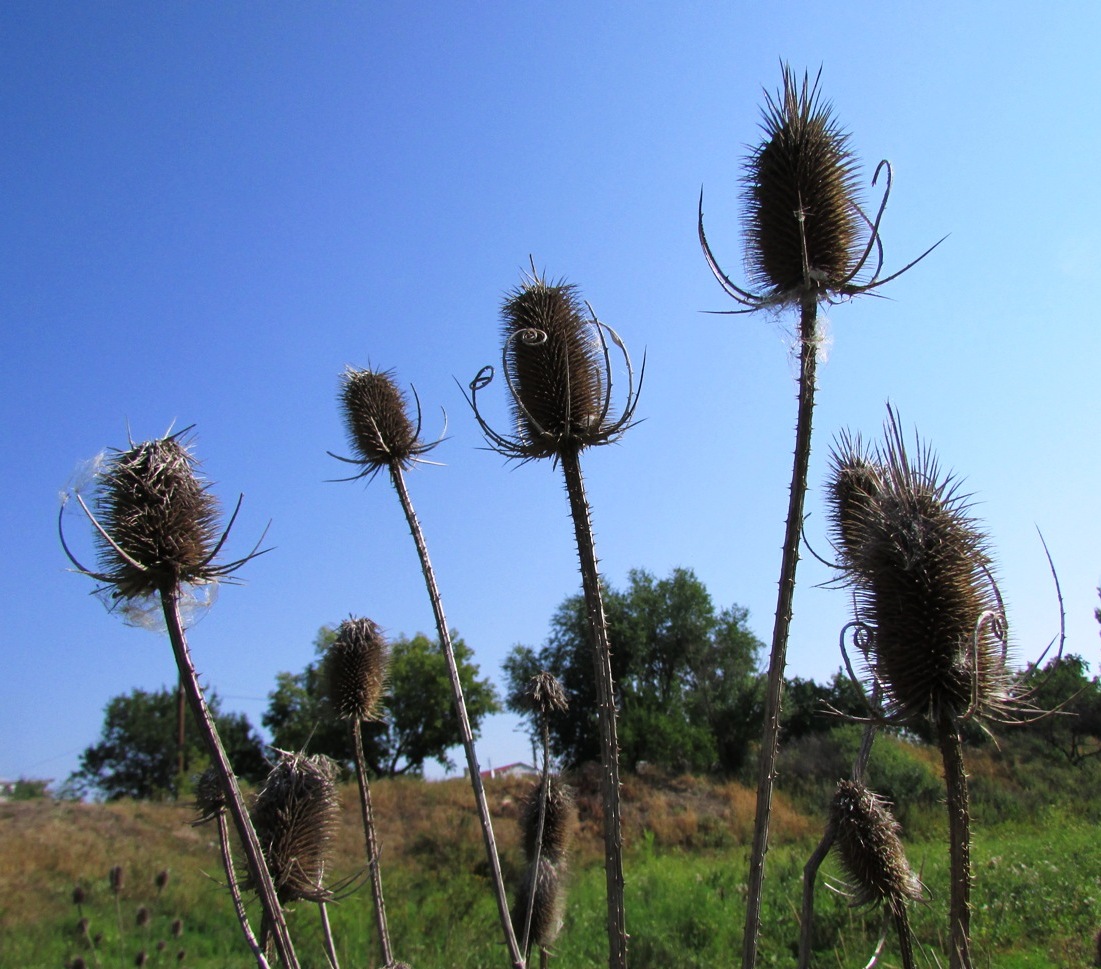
3,2,1099,788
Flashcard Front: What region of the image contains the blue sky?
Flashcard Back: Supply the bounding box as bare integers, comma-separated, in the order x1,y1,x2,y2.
3,2,1099,788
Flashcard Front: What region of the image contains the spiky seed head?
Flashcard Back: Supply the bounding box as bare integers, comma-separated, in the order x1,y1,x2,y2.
251,752,341,904
501,276,606,457
70,959,88,969
154,869,169,891
327,617,390,721
846,418,1008,724
91,436,222,599
72,885,86,906
830,779,921,913
743,65,864,301
192,767,225,822
527,671,569,718
171,919,183,938
339,367,421,473
109,865,125,894
136,906,150,927
826,433,884,575
520,775,575,865
511,856,566,950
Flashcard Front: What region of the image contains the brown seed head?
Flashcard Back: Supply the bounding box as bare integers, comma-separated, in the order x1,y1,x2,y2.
830,779,922,913
171,918,184,938
90,435,223,599
136,905,150,927
154,869,169,892
251,751,342,904
527,671,569,718
192,767,225,822
826,432,884,575
326,617,390,721
511,856,566,950
72,884,86,907
831,411,1009,724
520,775,575,865
744,65,864,301
134,950,148,967
109,865,125,894
501,275,607,457
338,367,423,475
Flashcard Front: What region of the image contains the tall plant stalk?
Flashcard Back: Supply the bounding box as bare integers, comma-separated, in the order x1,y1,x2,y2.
352,721,394,967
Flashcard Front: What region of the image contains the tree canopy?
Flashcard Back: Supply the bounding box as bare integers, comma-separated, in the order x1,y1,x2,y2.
503,567,765,774
263,627,500,776
66,686,267,801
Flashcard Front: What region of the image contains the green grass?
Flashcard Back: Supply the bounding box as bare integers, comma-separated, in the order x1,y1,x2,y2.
5,769,1101,968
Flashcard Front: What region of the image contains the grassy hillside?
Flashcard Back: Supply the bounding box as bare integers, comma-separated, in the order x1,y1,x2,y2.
4,738,1101,968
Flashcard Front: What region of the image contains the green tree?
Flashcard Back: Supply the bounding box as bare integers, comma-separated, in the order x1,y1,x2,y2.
263,627,500,776
67,687,267,801
503,567,764,773
1018,654,1101,764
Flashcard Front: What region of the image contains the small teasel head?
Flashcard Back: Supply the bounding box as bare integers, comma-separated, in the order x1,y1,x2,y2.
72,884,86,907
826,430,884,576
836,408,1010,725
251,751,342,904
466,265,641,461
511,856,566,951
59,429,263,613
109,865,125,895
136,906,150,927
830,779,922,914
332,367,439,480
192,766,226,823
326,616,390,721
154,869,169,893
520,775,575,865
527,670,569,719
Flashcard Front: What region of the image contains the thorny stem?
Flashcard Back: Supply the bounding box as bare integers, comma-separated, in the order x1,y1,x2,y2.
213,808,270,969
893,904,917,969
937,711,973,969
352,720,394,966
318,902,341,969
743,295,819,969
560,446,627,969
522,717,553,958
159,591,299,969
388,464,526,969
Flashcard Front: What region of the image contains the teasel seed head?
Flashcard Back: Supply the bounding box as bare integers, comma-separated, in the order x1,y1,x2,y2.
743,65,863,301
511,856,566,950
830,779,922,914
334,367,438,480
520,775,575,865
832,408,1010,725
326,616,390,721
109,865,125,894
136,905,150,927
251,751,342,904
826,431,884,576
192,766,226,823
527,670,569,719
467,266,641,461
154,869,169,892
72,885,86,906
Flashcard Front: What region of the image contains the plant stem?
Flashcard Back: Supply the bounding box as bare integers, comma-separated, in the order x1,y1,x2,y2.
388,464,525,969
743,296,818,969
352,720,394,966
159,590,299,969
522,722,553,958
318,902,341,969
213,808,270,969
559,446,627,969
937,711,973,969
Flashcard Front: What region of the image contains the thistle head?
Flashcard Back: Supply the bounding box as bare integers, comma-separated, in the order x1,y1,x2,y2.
829,409,1010,725
826,431,884,576
520,775,575,865
511,856,566,951
334,367,437,479
467,266,641,461
251,751,341,904
829,779,922,914
525,670,569,719
744,65,863,302
326,617,390,721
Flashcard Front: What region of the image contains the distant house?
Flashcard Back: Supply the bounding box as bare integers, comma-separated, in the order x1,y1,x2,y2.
479,762,538,781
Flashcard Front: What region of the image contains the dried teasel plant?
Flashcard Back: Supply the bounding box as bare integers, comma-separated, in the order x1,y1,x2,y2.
513,776,575,963
325,618,397,968
829,780,923,969
697,65,940,969
252,751,343,968
331,368,523,967
825,407,1024,969
60,429,294,969
467,266,641,969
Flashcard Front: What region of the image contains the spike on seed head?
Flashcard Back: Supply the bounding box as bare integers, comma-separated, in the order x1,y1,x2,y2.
251,751,341,904
192,767,226,822
338,367,424,475
830,779,921,913
327,617,390,721
826,432,884,575
520,776,575,865
527,670,568,718
744,64,864,300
